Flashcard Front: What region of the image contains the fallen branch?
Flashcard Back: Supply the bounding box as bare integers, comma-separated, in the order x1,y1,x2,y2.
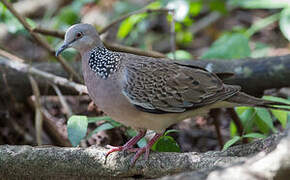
0,131,283,179
1,54,290,101
0,56,87,97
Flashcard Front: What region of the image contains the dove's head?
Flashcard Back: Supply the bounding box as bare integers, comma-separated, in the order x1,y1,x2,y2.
56,23,102,56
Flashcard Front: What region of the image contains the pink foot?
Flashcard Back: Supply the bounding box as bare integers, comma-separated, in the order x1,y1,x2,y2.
129,133,163,166
105,130,146,158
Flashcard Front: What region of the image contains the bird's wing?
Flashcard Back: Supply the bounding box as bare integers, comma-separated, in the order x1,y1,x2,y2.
121,58,240,114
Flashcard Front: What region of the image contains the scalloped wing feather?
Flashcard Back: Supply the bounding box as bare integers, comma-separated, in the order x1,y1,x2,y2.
121,58,240,113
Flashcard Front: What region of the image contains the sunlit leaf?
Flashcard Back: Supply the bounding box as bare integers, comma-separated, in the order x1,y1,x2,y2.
117,1,161,39
222,136,241,150
117,13,147,39
263,96,290,128
230,121,237,137
167,50,193,60
271,110,288,128
280,7,290,41
67,115,88,147
243,133,266,139
189,2,202,16
176,31,193,44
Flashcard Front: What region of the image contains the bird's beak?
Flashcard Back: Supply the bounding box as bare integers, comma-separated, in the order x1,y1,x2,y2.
55,43,70,56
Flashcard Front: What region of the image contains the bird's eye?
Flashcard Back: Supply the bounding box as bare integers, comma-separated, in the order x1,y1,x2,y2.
76,32,83,38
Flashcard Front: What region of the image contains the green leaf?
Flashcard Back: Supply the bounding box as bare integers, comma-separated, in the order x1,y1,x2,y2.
243,133,266,139
263,96,290,105
230,121,237,137
137,137,147,148
246,13,280,38
253,114,270,134
280,7,290,41
231,0,290,9
251,42,270,58
189,1,202,16
222,136,241,150
263,96,290,110
209,0,227,14
235,106,251,115
87,123,114,138
117,13,147,39
117,1,161,39
238,107,255,133
201,33,251,60
255,107,277,133
88,116,122,127
167,50,193,60
87,116,113,123
164,129,180,136
67,115,88,147
271,110,288,128
264,94,290,128
152,135,181,152
176,31,193,44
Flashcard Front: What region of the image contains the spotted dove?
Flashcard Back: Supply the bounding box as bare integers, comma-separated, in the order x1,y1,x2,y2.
56,23,288,165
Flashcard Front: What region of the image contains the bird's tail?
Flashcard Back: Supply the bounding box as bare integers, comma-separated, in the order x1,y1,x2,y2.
226,92,290,111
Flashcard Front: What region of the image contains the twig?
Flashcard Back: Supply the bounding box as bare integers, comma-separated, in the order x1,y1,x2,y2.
103,41,165,58
1,56,87,94
32,27,166,58
0,49,24,63
1,0,83,83
227,108,248,143
210,109,224,149
1,69,17,108
190,6,235,34
51,83,73,118
32,27,64,39
99,8,174,34
29,75,43,146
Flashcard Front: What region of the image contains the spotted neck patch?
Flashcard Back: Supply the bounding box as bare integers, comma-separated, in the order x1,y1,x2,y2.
88,47,121,78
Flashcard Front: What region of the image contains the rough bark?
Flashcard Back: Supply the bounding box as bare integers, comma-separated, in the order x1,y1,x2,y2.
1,55,290,102
0,131,284,179
160,128,290,180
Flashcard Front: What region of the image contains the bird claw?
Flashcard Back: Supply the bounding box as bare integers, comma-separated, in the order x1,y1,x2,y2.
105,146,124,158
130,147,151,166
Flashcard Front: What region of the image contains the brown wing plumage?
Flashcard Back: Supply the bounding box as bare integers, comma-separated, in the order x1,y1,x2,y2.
121,56,240,113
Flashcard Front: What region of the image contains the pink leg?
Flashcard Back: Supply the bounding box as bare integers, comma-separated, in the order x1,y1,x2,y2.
105,130,146,158
130,133,163,166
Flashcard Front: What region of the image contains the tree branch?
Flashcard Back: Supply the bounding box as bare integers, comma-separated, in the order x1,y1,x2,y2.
1,0,83,83
0,131,283,179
